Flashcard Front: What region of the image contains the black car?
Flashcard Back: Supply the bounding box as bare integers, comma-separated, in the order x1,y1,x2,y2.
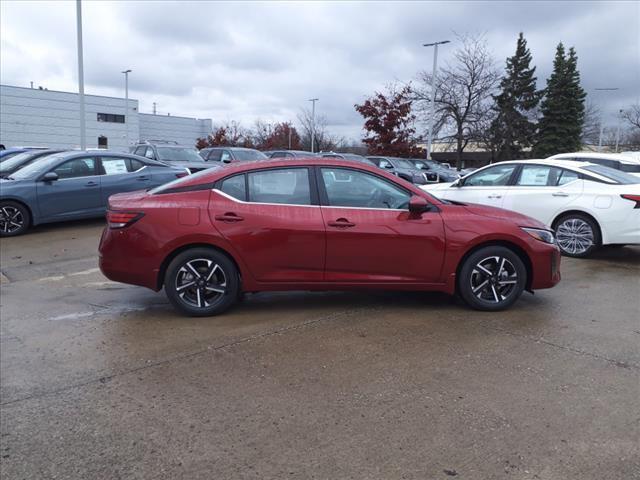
408,159,461,183
267,150,317,159
0,149,66,178
367,156,438,185
132,141,216,174
199,147,268,163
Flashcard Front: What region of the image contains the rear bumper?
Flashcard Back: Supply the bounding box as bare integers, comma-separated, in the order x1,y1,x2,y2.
98,227,160,291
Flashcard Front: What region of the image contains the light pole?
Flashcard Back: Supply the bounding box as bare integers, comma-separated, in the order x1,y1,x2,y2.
76,0,86,149
423,40,450,160
595,87,619,151
122,69,132,150
615,109,623,153
309,98,318,153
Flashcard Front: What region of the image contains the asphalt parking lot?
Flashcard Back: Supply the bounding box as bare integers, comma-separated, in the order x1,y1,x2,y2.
0,220,638,480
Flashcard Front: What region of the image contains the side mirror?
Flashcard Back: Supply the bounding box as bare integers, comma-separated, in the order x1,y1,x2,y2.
452,178,462,188
42,172,59,182
384,164,394,169
222,158,232,164
408,195,430,214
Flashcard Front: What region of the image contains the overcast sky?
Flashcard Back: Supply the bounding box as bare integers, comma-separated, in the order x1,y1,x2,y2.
1,0,638,140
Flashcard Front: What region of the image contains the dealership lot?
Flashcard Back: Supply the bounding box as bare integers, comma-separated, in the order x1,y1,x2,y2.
0,220,638,479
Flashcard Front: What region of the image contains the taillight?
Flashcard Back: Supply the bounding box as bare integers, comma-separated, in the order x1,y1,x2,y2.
107,211,144,229
620,194,640,208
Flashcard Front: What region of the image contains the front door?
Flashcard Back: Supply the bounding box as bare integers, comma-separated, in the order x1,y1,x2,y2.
210,167,326,282
501,164,584,226
318,167,445,283
442,163,519,208
36,156,102,220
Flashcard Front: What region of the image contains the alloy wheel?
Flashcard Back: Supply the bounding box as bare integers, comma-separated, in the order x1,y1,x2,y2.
174,258,227,309
0,206,24,234
556,218,594,255
470,256,519,304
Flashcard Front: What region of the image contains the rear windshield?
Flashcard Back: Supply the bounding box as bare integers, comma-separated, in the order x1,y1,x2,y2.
583,165,639,184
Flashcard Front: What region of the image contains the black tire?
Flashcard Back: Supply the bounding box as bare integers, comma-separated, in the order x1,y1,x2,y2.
0,201,30,237
164,248,240,317
553,213,601,258
458,246,527,311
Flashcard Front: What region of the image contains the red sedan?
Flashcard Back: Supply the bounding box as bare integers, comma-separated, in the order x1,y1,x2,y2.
99,158,561,316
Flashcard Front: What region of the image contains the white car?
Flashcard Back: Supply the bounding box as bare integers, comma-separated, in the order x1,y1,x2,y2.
548,152,640,177
422,159,640,257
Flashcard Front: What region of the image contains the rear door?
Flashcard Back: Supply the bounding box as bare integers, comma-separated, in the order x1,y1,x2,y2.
501,164,583,226
442,163,519,208
36,156,103,219
99,156,151,205
318,167,445,283
210,167,326,282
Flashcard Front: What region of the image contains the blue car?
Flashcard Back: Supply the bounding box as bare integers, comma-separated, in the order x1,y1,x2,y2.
0,150,189,236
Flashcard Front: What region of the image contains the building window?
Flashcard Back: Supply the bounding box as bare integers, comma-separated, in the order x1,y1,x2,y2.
97,113,125,123
98,136,108,149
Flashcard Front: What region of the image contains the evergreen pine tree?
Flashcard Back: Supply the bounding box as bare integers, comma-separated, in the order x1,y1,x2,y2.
533,43,587,156
490,33,541,160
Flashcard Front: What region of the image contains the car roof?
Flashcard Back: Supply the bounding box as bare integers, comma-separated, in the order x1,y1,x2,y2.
549,152,640,164
203,146,259,151
162,157,420,189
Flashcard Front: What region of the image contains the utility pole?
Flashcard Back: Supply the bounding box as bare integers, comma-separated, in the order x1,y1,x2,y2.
595,87,619,151
423,40,450,160
309,98,318,153
153,102,157,115
615,109,623,153
76,0,86,149
122,69,132,150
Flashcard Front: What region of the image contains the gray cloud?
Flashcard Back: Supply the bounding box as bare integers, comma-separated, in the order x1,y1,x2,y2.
1,0,638,140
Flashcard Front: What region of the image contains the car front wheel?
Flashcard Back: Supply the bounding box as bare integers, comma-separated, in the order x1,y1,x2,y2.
458,246,527,311
0,201,30,237
164,248,240,317
553,213,600,258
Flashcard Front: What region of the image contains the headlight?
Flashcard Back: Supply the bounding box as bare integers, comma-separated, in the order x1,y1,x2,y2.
521,227,555,244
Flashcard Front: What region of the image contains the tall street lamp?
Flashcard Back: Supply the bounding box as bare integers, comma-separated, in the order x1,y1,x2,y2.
308,98,319,153
122,69,132,149
76,0,86,149
594,87,619,151
423,40,450,160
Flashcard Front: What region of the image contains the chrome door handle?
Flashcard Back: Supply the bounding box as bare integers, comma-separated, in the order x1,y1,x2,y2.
136,176,149,181
487,194,502,199
552,192,569,197
85,181,98,187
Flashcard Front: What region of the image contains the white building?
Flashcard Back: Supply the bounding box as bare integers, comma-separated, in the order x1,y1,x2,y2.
0,84,212,151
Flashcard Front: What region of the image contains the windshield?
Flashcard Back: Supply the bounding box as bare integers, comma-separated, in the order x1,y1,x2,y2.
393,158,416,169
583,165,639,184
9,152,69,179
156,147,204,162
234,149,268,161
0,151,23,162
0,152,38,172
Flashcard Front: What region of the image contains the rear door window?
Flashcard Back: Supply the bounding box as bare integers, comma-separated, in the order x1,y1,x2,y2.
247,168,311,205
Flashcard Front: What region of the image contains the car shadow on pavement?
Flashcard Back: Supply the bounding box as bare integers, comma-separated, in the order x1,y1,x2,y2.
581,245,640,266
22,218,106,237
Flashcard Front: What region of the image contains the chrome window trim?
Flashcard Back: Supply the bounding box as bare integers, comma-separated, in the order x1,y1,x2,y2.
212,188,409,212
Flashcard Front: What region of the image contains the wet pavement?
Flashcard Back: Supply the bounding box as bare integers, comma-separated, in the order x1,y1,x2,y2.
1,219,639,479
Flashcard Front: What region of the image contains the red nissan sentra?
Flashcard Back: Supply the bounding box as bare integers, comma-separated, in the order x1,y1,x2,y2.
99,158,561,316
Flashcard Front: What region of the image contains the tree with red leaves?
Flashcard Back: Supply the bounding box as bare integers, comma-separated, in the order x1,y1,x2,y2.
355,84,423,157
257,122,301,150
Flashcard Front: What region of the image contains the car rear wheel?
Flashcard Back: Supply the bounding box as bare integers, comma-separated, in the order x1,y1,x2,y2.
165,248,239,317
553,213,600,258
458,246,527,311
0,201,30,237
